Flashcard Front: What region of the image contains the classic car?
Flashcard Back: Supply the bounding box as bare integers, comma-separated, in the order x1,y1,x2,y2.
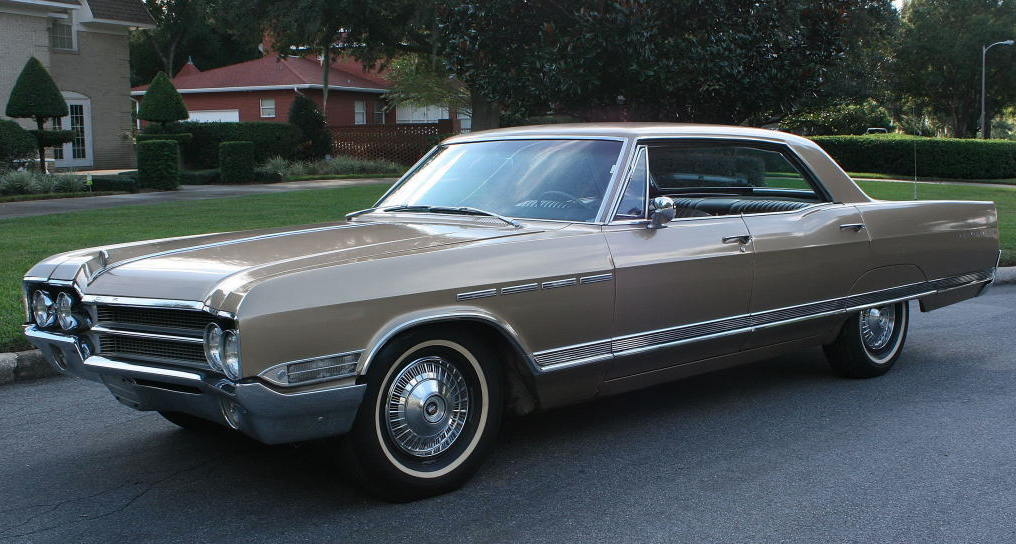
23,124,1000,500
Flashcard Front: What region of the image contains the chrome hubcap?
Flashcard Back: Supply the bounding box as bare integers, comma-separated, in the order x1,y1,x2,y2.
860,304,897,352
385,356,470,458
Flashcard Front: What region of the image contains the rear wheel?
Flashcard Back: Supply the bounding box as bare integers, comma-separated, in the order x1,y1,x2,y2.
824,300,910,378
339,326,503,501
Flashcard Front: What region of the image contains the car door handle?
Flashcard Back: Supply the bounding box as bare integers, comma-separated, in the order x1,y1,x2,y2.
839,223,866,231
722,235,752,244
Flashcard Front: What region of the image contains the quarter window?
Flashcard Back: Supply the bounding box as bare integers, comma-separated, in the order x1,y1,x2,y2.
614,148,648,220
260,98,276,118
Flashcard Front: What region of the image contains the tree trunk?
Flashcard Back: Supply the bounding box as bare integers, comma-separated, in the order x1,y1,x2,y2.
321,45,330,116
470,90,500,131
34,116,47,174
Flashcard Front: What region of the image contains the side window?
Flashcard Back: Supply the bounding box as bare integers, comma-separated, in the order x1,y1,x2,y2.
646,143,824,217
613,147,647,220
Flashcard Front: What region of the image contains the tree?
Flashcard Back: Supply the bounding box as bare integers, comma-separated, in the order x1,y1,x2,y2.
288,94,332,160
384,53,470,116
4,57,70,173
138,72,189,128
136,0,209,79
894,0,1016,137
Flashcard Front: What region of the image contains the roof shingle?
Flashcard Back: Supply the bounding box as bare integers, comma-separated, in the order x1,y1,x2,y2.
133,55,390,92
85,0,155,26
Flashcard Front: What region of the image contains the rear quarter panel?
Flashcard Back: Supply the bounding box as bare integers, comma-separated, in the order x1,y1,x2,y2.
854,200,999,281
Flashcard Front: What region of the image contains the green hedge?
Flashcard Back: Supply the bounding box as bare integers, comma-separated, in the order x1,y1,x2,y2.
88,174,139,193
143,121,300,169
136,132,193,144
0,120,36,168
137,139,179,190
811,134,1016,179
219,141,254,183
179,168,220,185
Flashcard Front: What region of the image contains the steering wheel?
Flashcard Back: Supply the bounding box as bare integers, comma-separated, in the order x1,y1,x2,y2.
537,190,590,209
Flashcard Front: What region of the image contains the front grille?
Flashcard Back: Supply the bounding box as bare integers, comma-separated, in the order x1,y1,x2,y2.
99,335,206,365
93,304,219,370
95,305,209,335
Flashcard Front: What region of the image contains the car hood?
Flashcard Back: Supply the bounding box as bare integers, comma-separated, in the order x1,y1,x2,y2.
31,219,551,304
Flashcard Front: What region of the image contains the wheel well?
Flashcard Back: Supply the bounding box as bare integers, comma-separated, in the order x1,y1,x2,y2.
374,320,541,417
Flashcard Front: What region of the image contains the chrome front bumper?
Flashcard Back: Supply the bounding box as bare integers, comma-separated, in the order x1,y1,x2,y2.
24,325,366,445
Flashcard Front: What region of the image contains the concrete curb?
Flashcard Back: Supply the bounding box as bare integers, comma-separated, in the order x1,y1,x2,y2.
0,350,60,386
2,266,1014,387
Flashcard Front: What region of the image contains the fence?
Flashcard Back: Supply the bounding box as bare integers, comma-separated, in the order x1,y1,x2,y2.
330,119,455,165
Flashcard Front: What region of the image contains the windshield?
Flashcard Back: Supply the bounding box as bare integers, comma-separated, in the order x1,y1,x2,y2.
379,139,624,222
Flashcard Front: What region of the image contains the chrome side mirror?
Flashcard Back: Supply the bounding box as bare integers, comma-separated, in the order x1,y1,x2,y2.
647,197,676,229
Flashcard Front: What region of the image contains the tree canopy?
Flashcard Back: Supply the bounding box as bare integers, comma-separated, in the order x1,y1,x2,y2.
5,57,70,173
288,94,332,160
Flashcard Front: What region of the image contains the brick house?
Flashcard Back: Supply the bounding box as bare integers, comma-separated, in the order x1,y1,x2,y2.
132,54,471,132
0,0,154,169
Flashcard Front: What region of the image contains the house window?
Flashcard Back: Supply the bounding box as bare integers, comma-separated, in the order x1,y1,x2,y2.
354,100,366,125
49,18,75,50
373,100,385,124
396,104,449,124
260,98,276,118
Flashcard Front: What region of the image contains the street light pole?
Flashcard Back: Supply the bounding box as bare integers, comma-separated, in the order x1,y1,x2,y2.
981,39,1014,139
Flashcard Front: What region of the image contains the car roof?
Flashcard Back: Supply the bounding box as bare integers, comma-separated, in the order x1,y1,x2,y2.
443,123,814,148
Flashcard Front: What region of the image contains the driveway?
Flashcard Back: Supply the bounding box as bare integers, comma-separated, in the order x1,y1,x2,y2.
0,178,397,220
1,286,1014,543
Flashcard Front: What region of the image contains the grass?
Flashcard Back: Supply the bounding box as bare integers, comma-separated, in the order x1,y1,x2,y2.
0,184,389,353
284,173,403,181
848,171,1016,185
0,180,1012,353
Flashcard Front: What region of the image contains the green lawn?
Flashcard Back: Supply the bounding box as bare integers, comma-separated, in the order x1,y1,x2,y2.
0,184,390,352
849,172,1016,186
0,180,1012,353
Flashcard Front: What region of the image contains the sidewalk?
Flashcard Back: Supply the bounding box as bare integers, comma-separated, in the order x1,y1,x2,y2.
0,177,397,220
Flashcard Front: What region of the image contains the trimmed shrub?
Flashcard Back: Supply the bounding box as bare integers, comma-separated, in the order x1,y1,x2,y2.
143,121,301,169
136,132,193,144
288,94,331,160
138,72,189,128
30,129,74,147
219,141,254,183
811,134,1016,179
137,139,180,190
89,175,139,193
0,120,36,169
179,168,220,185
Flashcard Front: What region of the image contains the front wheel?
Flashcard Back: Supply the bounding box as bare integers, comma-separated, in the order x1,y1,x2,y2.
338,327,503,501
824,300,910,378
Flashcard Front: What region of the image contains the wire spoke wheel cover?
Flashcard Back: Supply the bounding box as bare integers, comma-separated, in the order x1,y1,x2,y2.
859,304,897,354
384,356,471,458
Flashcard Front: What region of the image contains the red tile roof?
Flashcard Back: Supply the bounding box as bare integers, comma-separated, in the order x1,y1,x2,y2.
132,55,390,93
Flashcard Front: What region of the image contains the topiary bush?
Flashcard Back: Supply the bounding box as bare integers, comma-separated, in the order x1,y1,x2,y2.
219,141,254,183
136,132,193,144
4,57,69,173
0,120,37,169
143,121,300,169
137,139,180,190
138,72,189,129
89,175,139,193
811,134,1016,179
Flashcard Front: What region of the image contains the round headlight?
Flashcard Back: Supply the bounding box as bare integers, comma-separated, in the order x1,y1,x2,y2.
31,290,55,327
222,331,241,380
203,323,223,372
56,292,78,330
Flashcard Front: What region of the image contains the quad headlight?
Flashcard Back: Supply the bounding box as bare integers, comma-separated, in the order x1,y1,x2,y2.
31,290,56,327
204,323,240,379
56,292,78,330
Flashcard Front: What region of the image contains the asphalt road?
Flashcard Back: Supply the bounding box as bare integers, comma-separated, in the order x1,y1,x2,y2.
2,286,1014,543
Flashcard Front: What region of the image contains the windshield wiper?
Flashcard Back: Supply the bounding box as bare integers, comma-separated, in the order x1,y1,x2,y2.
380,205,523,228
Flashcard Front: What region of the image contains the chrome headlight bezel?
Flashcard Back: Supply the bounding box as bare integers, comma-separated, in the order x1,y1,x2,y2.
31,290,56,327
203,323,224,372
56,292,79,330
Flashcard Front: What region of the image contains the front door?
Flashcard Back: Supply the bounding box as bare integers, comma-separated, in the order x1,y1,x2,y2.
604,146,755,379
52,95,93,169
